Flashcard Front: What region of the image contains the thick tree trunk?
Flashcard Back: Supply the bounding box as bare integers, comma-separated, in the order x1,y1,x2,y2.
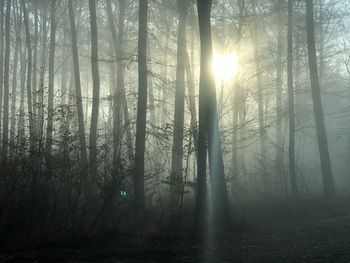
88,0,101,177
170,0,188,215
305,0,335,199
134,0,148,214
46,0,56,164
287,0,298,198
196,0,229,230
68,0,88,170
2,0,11,161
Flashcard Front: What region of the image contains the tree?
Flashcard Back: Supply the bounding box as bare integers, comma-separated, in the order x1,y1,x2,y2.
287,0,298,197
2,0,11,161
195,0,230,231
46,0,56,164
68,0,88,170
134,0,148,214
305,0,335,199
88,0,101,177
170,0,189,217
0,1,5,150
10,2,21,159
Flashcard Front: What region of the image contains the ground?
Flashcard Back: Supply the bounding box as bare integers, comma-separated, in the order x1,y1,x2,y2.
1,198,350,262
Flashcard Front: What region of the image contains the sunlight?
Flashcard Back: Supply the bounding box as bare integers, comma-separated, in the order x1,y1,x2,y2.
212,52,238,84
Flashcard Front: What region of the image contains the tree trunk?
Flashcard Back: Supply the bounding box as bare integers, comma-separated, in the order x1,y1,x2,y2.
68,0,88,170
287,0,298,198
21,0,34,152
2,0,11,161
275,0,283,190
196,0,229,230
185,52,198,155
46,0,56,164
134,0,148,214
170,0,188,216
32,9,38,128
10,4,21,159
305,0,335,199
252,0,267,195
88,0,101,177
0,1,4,149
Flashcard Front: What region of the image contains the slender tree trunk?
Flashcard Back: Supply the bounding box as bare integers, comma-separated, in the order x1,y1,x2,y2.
32,9,38,127
305,0,335,199
231,0,244,189
134,0,148,214
18,43,26,147
10,4,21,159
88,0,101,177
106,0,130,172
185,52,198,154
0,1,4,149
252,0,267,194
37,9,47,167
170,0,188,216
287,0,298,198
196,0,229,230
2,0,11,161
68,0,88,170
161,22,170,127
46,0,56,164
275,0,283,189
21,0,34,152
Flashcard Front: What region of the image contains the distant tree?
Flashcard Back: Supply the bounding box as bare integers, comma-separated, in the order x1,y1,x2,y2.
287,0,298,197
2,0,11,161
170,0,189,218
0,1,5,150
251,0,267,193
88,0,101,177
305,0,335,199
46,0,56,165
68,0,88,170
21,0,34,151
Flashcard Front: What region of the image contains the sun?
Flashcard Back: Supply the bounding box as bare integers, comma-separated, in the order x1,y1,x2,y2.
212,52,238,84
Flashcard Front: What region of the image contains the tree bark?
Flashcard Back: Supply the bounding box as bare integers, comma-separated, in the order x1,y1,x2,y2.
305,0,335,199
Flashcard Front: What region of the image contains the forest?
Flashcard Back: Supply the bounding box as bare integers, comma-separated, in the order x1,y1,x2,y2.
1,0,350,262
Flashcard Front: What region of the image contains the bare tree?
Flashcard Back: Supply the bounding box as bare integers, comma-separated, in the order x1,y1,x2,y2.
134,0,148,214
68,0,88,170
88,0,101,177
287,0,298,197
305,0,335,199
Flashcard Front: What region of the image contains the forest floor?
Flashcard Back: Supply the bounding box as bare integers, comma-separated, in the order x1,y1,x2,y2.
1,198,350,262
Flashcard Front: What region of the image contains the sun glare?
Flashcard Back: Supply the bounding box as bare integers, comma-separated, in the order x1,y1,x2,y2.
212,52,238,84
